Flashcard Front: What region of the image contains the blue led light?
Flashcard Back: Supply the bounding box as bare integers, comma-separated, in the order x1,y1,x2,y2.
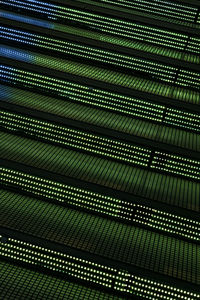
0,26,37,45
0,45,34,63
0,11,54,29
0,65,17,84
1,0,58,13
1,4,57,23
0,27,40,50
0,65,15,71
0,34,37,47
24,0,57,8
0,26,36,37
0,74,15,84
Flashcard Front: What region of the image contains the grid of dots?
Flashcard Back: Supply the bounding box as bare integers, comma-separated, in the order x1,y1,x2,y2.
0,233,199,299
0,1,199,298
1,110,199,180
1,131,200,211
0,189,199,286
2,0,197,53
0,66,200,132
0,259,123,300
1,168,200,242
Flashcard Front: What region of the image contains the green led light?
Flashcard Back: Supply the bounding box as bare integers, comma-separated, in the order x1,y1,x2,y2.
1,170,200,241
115,271,200,299
96,0,197,23
0,66,166,122
0,168,125,218
164,108,200,132
1,68,199,133
0,236,116,287
2,61,200,107
1,129,199,211
0,235,199,299
52,5,191,51
0,110,151,166
151,151,200,180
1,111,199,180
6,48,198,101
0,260,118,300
0,1,199,299
177,70,200,89
1,27,181,83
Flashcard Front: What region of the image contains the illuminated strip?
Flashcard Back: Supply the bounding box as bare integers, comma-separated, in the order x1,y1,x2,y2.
0,26,179,83
3,10,186,54
0,189,199,288
0,68,199,132
0,69,165,122
1,1,190,50
1,111,200,180
0,260,118,300
0,110,151,167
115,271,200,299
97,0,197,21
1,20,198,64
1,130,199,210
0,235,116,288
164,108,200,132
187,37,200,54
1,168,200,241
176,70,200,89
2,26,200,87
0,235,199,299
0,11,54,29
1,46,199,104
151,152,200,180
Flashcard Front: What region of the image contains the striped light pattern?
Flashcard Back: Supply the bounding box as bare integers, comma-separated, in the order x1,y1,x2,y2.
0,46,200,103
1,168,200,241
